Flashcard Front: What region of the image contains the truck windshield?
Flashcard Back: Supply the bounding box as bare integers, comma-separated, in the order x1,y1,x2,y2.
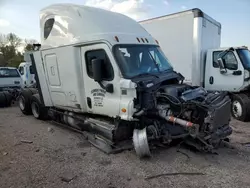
0,68,20,78
237,49,250,70
114,45,173,78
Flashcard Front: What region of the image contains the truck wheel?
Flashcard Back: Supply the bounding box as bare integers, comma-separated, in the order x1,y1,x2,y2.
0,92,7,107
31,94,48,120
28,88,38,95
3,91,13,107
231,94,250,122
18,89,34,115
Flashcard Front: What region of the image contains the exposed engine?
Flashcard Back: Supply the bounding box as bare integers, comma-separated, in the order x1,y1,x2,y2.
132,82,232,157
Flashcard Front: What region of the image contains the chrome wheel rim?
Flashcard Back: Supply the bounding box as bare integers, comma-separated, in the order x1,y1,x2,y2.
232,101,242,118
19,96,25,111
133,128,151,158
31,102,39,118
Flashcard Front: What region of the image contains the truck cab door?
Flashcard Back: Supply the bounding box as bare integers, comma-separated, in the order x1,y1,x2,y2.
81,43,121,117
18,65,25,86
205,50,244,91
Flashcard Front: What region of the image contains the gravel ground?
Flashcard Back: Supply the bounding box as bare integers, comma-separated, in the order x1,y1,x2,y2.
1,106,250,188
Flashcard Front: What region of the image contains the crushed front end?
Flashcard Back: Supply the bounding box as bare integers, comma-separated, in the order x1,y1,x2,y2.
132,80,232,157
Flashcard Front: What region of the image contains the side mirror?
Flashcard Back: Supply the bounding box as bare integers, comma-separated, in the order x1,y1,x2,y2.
217,58,225,69
92,59,104,82
217,58,227,74
91,58,114,93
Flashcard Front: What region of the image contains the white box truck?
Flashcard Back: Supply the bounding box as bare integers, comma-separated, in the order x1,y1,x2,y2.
140,9,250,122
18,4,232,157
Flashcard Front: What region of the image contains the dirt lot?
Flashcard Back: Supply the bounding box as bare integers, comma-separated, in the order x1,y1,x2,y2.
0,106,250,188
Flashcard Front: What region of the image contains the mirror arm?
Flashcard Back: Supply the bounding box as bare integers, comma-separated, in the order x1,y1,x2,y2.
97,81,114,93
217,47,234,59
98,81,106,90
220,69,227,74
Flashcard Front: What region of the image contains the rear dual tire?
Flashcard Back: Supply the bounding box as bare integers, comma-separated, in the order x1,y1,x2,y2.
18,89,48,120
0,91,13,107
30,94,48,120
18,88,38,115
0,92,7,107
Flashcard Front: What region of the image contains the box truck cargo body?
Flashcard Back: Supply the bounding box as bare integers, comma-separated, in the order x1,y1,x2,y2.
140,9,221,86
140,9,250,122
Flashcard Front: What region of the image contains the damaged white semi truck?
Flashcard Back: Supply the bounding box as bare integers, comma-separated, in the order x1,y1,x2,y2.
18,4,232,157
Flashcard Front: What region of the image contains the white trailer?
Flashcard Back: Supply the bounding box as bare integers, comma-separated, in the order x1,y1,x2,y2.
140,9,250,122
18,4,232,157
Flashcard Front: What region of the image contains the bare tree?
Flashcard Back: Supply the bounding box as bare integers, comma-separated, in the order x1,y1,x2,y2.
0,33,8,47
25,39,38,44
0,51,7,66
24,38,38,51
0,32,24,67
7,33,22,48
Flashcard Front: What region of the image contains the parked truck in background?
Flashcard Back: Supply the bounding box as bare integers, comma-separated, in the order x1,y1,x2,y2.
0,67,23,90
140,8,250,122
18,52,36,88
0,67,23,107
18,4,232,158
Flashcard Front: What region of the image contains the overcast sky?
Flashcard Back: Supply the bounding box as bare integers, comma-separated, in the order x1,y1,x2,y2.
0,0,249,47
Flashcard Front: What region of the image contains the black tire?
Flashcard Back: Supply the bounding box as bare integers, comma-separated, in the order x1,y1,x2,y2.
231,93,250,122
30,94,48,120
3,91,13,107
18,89,34,115
28,88,38,95
0,92,7,107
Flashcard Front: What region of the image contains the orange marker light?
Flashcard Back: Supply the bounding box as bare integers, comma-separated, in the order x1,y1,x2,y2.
121,108,127,113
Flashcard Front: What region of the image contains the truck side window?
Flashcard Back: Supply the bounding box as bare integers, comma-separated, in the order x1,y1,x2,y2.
213,51,238,70
44,18,55,40
213,51,220,68
85,49,114,81
19,67,24,75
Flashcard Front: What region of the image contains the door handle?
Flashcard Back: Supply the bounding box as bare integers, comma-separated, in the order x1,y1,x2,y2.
209,76,214,84
50,66,55,75
232,70,242,75
87,97,92,109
